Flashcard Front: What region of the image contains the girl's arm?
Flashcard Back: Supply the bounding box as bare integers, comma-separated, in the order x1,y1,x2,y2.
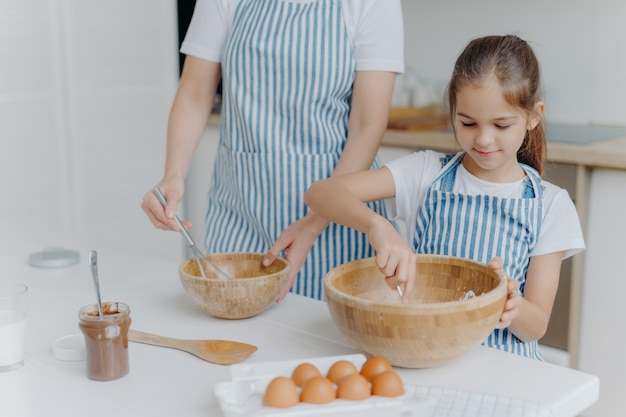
496,251,563,342
141,56,221,231
304,168,416,300
305,168,394,232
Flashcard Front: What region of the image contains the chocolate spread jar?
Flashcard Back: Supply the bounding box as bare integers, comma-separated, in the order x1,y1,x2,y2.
78,302,131,381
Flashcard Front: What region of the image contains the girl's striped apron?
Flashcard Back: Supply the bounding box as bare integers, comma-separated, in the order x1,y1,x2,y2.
414,152,544,359
204,0,384,300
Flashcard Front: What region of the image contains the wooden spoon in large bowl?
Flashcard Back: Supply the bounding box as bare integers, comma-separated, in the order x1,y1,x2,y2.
128,329,257,365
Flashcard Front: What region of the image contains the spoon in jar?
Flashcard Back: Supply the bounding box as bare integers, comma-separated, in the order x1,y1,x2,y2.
88,250,104,319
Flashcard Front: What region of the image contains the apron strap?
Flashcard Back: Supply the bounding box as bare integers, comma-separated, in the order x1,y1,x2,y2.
437,152,464,192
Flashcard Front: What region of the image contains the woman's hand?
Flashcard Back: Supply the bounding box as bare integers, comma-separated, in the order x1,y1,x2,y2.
264,212,329,303
488,257,522,329
141,178,191,232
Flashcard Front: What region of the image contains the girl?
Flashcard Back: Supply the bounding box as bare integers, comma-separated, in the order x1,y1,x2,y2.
304,35,585,359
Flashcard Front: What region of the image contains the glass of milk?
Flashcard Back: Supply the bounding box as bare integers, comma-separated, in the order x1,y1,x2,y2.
0,283,28,372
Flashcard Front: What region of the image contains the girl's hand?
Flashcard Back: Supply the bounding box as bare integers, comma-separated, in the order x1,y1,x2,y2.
367,217,415,303
488,257,521,329
495,277,522,329
141,179,190,231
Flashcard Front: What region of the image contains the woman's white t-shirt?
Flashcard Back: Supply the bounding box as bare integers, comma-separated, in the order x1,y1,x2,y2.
385,150,585,260
181,0,404,73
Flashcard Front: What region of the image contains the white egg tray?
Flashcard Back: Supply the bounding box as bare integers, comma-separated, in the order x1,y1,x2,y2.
214,354,436,417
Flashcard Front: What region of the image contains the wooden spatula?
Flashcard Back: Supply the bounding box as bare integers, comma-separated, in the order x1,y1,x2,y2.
128,329,257,365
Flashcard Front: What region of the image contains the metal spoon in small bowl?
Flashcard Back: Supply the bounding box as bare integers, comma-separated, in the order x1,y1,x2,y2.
88,250,104,319
152,187,230,280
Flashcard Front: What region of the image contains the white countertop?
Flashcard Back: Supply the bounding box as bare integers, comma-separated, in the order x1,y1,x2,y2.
0,223,598,417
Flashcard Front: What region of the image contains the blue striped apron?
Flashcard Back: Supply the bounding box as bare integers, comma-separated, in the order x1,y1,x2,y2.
204,0,384,300
414,152,544,359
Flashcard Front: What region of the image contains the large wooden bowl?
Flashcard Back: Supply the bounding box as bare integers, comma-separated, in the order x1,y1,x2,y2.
179,253,289,319
324,255,507,368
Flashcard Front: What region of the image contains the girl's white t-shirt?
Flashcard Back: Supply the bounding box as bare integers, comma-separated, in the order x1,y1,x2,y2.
181,0,404,73
385,150,586,260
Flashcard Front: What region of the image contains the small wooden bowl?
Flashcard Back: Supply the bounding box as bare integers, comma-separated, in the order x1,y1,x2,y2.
179,253,290,319
324,255,507,368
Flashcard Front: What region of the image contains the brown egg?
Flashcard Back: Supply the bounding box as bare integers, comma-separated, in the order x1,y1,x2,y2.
263,376,299,408
300,376,336,404
292,362,322,387
371,371,405,397
326,360,359,384
360,356,392,382
336,373,371,401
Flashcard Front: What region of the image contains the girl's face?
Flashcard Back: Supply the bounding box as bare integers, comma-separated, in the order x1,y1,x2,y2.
454,77,537,183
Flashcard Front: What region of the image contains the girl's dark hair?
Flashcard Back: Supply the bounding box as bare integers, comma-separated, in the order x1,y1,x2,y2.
445,35,547,174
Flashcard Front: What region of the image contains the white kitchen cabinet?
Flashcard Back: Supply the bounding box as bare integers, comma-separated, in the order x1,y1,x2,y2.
540,163,578,360
578,169,626,417
185,126,220,253
1,0,183,261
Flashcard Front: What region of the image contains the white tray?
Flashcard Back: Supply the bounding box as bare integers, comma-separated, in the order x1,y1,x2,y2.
214,354,436,417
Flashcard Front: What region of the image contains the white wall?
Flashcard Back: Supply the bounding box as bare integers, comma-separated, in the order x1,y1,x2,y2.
0,0,183,261
400,0,626,126
185,127,219,253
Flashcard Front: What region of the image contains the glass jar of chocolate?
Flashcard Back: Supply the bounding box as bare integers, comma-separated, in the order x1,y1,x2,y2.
78,302,131,381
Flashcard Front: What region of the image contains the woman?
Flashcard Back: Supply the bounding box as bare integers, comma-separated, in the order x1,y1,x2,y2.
142,0,404,301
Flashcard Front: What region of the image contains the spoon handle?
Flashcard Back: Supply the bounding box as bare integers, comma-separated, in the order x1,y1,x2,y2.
128,329,257,365
88,250,104,318
152,187,230,280
152,188,196,248
128,329,180,349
